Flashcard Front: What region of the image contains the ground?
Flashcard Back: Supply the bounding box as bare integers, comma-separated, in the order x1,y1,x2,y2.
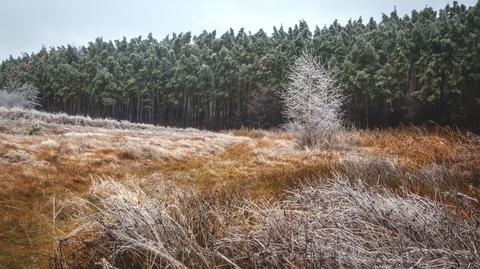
0,108,478,268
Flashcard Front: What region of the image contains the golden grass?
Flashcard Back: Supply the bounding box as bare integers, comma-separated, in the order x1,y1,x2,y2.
353,126,480,212
356,126,480,171
229,127,266,138
229,127,294,140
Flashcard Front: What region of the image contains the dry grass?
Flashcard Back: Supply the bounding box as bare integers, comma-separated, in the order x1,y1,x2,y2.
0,107,181,131
228,127,294,140
353,126,480,210
0,110,479,268
55,177,479,269
54,179,222,269
223,178,479,268
356,126,480,172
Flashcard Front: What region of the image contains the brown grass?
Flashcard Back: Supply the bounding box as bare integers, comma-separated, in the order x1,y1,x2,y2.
229,127,294,140
356,126,480,171
229,127,267,138
222,178,479,268
353,126,480,210
55,177,479,269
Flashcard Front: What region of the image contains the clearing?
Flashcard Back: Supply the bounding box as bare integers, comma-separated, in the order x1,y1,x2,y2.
0,108,479,268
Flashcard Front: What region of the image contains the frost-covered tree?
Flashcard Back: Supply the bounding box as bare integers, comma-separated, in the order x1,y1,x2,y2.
0,82,39,109
282,52,344,147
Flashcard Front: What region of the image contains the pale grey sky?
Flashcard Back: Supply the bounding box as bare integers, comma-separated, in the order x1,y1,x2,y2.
0,0,477,61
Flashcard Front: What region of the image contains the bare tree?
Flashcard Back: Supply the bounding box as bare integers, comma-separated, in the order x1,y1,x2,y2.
281,52,344,147
0,82,39,109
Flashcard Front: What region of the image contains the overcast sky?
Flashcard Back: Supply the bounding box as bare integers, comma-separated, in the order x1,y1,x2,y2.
0,0,477,61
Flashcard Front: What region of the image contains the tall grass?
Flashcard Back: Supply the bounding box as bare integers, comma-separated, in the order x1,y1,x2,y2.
224,178,479,268
54,178,245,268
55,175,479,268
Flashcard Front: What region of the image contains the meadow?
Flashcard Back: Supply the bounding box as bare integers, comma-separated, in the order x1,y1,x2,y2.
0,107,478,268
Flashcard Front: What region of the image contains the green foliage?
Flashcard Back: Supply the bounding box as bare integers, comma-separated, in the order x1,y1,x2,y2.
28,123,41,135
0,1,479,129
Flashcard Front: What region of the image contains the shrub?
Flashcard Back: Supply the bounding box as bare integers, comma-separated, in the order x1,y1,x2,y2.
28,123,41,135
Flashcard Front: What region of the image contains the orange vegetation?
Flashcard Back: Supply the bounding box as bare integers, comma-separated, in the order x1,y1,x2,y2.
356,126,480,172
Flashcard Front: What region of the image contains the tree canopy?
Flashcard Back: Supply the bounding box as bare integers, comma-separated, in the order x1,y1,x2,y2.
1,1,479,130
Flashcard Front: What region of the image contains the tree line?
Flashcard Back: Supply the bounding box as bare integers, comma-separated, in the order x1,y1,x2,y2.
1,1,479,130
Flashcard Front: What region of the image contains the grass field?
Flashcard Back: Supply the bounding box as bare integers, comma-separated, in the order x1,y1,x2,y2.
0,108,479,268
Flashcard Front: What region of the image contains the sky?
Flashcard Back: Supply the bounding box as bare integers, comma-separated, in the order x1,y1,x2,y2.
0,0,477,61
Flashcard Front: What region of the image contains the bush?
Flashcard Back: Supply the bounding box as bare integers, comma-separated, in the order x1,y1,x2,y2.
28,123,41,135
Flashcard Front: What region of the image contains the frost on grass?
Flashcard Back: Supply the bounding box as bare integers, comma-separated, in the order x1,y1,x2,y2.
55,178,227,269
1,148,35,163
56,177,479,269
0,107,256,160
341,154,397,177
0,107,167,131
224,177,480,268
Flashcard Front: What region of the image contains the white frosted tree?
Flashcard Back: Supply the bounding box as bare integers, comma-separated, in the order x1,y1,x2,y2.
0,82,39,109
281,52,344,148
